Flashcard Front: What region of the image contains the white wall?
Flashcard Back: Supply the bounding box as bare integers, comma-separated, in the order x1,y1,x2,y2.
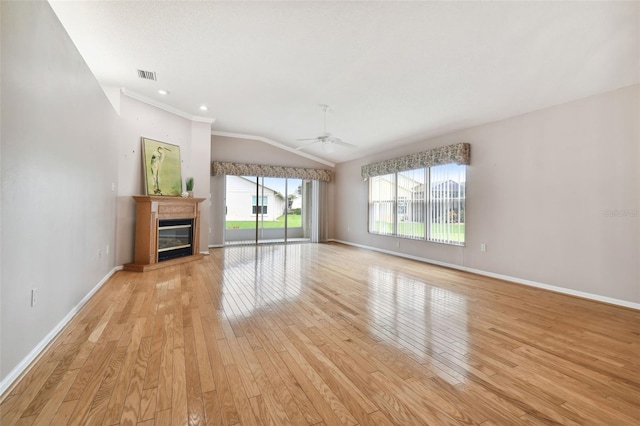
1,1,119,381
210,135,334,246
335,85,640,305
116,95,211,264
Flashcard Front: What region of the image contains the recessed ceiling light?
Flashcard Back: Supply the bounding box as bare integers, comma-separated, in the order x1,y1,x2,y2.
199,105,208,111
158,89,169,95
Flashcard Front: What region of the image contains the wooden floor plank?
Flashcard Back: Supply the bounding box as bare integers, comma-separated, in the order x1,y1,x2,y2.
1,362,59,425
83,345,128,425
202,391,222,426
30,369,79,425
118,336,152,426
201,316,240,425
263,343,324,425
20,348,78,418
155,314,174,412
278,351,344,424
1,243,638,425
224,363,260,426
183,326,206,426
49,400,78,426
190,309,216,394
66,340,118,425
253,346,309,425
137,388,157,423
102,317,147,425
170,347,188,426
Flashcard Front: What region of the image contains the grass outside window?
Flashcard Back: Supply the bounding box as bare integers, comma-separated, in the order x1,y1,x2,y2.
371,221,465,243
226,214,302,229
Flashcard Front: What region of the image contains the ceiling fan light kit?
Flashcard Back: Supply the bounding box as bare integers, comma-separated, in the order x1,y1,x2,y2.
322,140,335,153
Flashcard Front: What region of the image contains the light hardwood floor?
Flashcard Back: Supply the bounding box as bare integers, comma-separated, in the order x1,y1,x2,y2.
2,243,639,425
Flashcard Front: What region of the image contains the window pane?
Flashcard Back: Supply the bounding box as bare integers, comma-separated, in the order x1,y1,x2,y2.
286,178,303,231
251,196,268,205
226,175,259,230
428,164,466,244
369,174,395,235
397,168,426,239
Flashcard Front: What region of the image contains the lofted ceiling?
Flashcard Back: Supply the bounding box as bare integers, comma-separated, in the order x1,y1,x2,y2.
49,1,639,165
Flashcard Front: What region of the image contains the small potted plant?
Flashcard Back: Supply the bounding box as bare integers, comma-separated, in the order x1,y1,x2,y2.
185,176,194,197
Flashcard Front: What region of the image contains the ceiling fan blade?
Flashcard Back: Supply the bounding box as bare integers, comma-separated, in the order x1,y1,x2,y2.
295,140,320,151
331,138,358,149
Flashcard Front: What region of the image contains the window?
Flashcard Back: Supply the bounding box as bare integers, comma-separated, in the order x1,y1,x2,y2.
252,195,268,214
368,164,465,245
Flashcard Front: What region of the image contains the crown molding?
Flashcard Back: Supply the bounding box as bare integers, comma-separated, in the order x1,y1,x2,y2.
121,88,216,125
120,89,332,167
211,131,335,168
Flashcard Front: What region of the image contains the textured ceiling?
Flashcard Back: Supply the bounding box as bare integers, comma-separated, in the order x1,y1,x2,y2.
50,1,639,165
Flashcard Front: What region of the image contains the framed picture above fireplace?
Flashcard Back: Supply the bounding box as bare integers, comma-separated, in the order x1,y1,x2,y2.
142,137,182,196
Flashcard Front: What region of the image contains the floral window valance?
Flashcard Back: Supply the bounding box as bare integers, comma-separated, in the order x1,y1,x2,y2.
212,161,333,183
361,142,470,179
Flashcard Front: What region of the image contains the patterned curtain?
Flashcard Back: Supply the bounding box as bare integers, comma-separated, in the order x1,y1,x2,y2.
361,143,470,179
211,161,333,183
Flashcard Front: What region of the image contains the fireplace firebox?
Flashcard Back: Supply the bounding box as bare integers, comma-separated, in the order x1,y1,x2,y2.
158,218,193,261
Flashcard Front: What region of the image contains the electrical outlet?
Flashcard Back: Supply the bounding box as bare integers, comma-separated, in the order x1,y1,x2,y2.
106,244,110,255
111,182,116,191
481,243,487,252
31,288,38,307
98,249,102,258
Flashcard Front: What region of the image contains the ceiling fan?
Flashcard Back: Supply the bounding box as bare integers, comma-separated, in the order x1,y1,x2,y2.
296,104,356,152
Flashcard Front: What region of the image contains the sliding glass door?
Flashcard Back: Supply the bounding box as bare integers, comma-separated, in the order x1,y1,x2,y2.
225,175,311,244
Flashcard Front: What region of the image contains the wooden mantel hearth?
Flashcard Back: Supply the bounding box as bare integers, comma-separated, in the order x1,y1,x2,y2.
124,196,205,272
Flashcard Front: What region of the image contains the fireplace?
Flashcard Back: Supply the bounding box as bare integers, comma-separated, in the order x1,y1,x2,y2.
124,196,205,272
158,218,193,261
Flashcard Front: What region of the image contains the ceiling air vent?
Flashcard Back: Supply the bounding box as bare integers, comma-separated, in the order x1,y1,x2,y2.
137,69,157,81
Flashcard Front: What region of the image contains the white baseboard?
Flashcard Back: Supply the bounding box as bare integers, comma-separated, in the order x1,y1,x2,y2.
208,244,224,248
0,266,123,398
329,239,640,311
